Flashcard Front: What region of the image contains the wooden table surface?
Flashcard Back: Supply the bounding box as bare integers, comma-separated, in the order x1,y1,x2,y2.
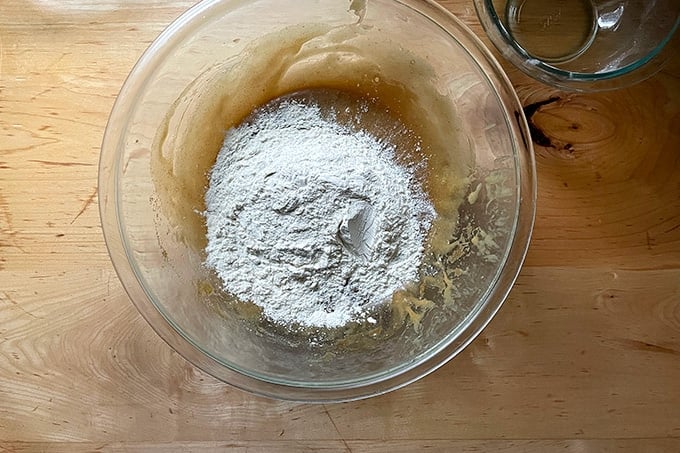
1,1,679,451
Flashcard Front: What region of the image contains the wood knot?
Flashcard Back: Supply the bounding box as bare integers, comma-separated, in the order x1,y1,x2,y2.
523,95,615,155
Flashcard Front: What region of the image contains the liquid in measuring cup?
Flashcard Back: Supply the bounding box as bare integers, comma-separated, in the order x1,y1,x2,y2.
505,0,598,63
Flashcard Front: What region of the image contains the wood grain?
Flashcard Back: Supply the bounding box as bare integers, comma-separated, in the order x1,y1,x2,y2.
3,439,680,453
1,0,679,451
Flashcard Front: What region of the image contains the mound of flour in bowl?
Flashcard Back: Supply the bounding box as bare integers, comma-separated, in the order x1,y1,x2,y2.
204,97,435,328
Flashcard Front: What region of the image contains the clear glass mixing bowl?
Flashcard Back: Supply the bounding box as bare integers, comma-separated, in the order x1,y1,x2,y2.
475,0,680,91
99,0,536,402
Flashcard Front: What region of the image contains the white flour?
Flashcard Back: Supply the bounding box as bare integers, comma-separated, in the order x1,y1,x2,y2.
204,98,435,328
